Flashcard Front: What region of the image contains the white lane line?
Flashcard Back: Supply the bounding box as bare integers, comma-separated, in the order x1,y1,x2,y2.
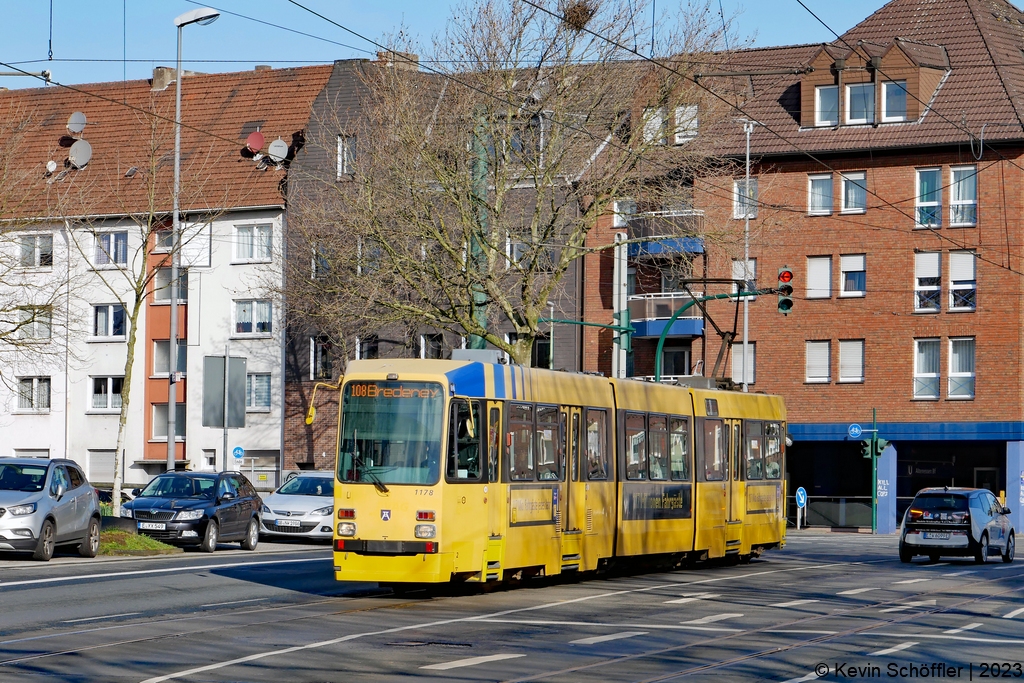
570,631,647,645
879,600,936,613
944,623,982,634
664,592,719,604
765,629,838,635
838,587,878,595
942,570,976,577
865,632,1024,644
680,613,743,625
1003,607,1024,619
930,562,950,567
201,598,267,608
869,641,918,656
62,612,141,624
893,578,930,585
421,654,525,671
771,599,819,608
475,618,742,633
782,667,830,683
990,564,1016,570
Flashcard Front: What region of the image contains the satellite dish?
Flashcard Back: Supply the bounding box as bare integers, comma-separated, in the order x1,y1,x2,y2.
45,160,58,174
267,138,288,163
68,139,93,169
67,112,87,135
246,131,265,154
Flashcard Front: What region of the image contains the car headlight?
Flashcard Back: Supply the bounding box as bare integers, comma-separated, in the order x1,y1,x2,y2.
311,505,333,517
8,503,36,516
262,504,271,514
414,524,436,539
337,522,356,537
120,507,133,519
175,509,205,521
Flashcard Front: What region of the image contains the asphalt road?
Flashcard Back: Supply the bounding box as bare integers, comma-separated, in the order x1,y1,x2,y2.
0,532,1022,682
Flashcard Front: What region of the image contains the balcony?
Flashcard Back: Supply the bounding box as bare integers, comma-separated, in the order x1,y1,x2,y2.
627,210,704,259
627,292,704,338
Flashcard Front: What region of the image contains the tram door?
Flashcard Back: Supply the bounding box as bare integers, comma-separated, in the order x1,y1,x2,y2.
486,402,504,538
725,419,744,552
566,408,586,531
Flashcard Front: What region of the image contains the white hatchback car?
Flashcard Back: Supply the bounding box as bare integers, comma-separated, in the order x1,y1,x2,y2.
260,471,335,541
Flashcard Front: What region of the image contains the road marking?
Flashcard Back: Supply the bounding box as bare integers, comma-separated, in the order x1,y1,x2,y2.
879,600,936,613
421,654,525,671
680,613,743,625
476,618,742,633
782,667,830,683
942,570,976,577
893,578,930,585
944,623,982,634
867,632,1024,645
200,598,267,608
62,612,141,624
664,592,719,604
990,564,1016,570
838,587,878,595
570,631,647,645
765,629,838,635
929,562,950,567
771,599,819,608
1003,607,1024,619
869,641,918,656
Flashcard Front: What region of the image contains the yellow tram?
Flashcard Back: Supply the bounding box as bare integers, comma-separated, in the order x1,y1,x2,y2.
328,358,786,584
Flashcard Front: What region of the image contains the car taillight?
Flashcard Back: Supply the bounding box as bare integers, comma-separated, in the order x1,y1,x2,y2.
337,509,356,519
416,510,435,521
907,509,923,522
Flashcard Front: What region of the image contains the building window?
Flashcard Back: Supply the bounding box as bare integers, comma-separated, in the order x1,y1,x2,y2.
882,81,908,121
808,174,832,215
838,340,864,383
152,403,186,439
731,258,756,298
673,105,698,144
805,341,830,383
806,256,832,299
914,252,941,312
235,225,272,262
420,333,443,359
94,231,128,266
19,234,53,268
153,228,173,253
950,166,977,226
17,377,51,411
310,336,333,380
90,377,123,410
234,300,272,335
642,106,668,145
916,168,941,227
18,306,52,340
949,251,977,311
846,83,875,124
153,340,187,375
839,254,866,297
93,304,126,338
841,172,867,213
733,178,758,219
948,337,975,399
914,338,940,398
356,335,379,360
153,267,188,301
731,342,756,385
246,373,271,410
815,85,839,126
337,134,356,177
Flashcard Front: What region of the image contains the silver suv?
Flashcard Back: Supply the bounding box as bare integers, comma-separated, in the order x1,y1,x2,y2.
0,458,101,561
899,487,1015,564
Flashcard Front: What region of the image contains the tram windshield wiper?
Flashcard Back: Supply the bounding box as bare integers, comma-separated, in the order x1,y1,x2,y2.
352,429,389,494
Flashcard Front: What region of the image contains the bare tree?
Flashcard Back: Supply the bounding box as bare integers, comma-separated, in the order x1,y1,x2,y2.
287,0,739,365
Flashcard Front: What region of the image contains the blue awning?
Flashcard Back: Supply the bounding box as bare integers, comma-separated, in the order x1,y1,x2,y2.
632,318,704,338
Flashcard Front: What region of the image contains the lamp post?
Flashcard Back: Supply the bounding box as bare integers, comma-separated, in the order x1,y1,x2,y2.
167,7,220,472
738,119,761,393
547,301,554,370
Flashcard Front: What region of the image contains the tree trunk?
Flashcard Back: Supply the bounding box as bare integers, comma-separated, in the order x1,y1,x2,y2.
111,295,144,518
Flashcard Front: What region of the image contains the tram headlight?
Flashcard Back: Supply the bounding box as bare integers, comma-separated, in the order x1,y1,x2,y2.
414,524,436,539
337,522,357,537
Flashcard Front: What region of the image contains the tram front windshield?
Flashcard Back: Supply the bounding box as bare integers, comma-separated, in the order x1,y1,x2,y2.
338,381,444,485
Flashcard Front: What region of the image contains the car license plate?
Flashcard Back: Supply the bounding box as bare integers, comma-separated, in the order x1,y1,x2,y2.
276,519,300,527
923,531,950,540
138,522,166,531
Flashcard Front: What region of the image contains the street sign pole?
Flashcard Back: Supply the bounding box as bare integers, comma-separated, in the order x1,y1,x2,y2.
871,408,878,534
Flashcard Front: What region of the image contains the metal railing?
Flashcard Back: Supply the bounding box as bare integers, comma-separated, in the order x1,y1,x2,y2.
627,292,705,321
786,495,873,528
627,209,704,240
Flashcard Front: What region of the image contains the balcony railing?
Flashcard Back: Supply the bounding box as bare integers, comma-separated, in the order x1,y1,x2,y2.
627,209,704,240
627,292,704,321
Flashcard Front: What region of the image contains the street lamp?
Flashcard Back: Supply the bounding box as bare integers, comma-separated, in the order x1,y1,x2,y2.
167,7,220,473
736,118,762,393
547,301,555,370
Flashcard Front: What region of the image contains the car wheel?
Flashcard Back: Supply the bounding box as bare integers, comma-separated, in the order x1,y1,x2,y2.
1003,532,1015,564
201,520,219,553
79,517,101,558
975,532,989,564
899,541,913,563
240,518,259,551
32,519,56,562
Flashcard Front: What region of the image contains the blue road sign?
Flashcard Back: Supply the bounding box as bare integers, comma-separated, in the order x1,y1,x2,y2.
795,487,807,509
232,446,244,460
848,424,863,439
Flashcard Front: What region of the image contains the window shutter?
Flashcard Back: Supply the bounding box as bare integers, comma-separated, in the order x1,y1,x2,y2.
915,252,940,278
806,256,831,298
840,254,865,272
950,251,975,281
805,341,830,381
839,340,864,381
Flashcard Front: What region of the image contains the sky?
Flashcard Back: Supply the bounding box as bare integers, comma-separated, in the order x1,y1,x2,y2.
0,1,892,90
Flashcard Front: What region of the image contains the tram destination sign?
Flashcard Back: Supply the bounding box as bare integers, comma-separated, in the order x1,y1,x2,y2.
347,382,441,399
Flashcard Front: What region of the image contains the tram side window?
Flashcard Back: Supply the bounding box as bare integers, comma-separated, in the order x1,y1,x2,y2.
509,403,534,481
585,409,609,480
536,405,560,481
764,422,783,479
571,412,581,482
669,417,690,481
745,421,764,481
648,415,668,481
447,400,483,482
703,418,726,482
488,407,501,483
625,412,647,480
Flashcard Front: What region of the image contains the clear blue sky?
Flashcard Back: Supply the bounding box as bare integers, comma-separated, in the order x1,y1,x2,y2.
0,1,890,90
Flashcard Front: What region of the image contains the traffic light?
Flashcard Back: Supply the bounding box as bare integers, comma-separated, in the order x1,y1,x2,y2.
614,309,632,353
875,438,890,454
861,439,873,459
777,266,794,314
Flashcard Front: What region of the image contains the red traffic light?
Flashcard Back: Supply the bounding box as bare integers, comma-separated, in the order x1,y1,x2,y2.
778,269,793,283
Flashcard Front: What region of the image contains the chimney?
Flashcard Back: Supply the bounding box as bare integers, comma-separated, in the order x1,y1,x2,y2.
255,65,272,72
376,51,419,72
152,66,176,91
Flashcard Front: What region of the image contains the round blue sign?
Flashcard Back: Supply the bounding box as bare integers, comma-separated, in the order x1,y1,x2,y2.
795,487,807,509
232,446,245,460
848,424,863,439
